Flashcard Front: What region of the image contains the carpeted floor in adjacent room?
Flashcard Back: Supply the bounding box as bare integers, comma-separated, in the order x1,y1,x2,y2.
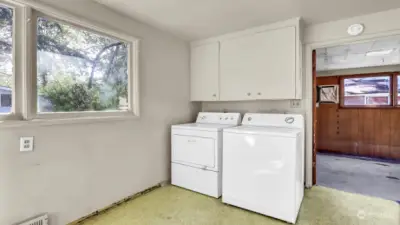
317,152,400,202
78,185,400,225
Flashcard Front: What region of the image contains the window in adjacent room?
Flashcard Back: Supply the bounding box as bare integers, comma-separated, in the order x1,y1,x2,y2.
341,75,392,107
397,75,400,105
340,73,400,108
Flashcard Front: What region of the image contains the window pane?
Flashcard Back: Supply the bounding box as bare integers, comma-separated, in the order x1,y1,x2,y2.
37,17,129,113
0,6,13,114
398,75,400,105
1,94,11,107
343,76,391,106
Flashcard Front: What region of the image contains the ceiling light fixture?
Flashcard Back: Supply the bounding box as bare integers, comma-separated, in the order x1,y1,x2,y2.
366,49,395,56
347,24,364,36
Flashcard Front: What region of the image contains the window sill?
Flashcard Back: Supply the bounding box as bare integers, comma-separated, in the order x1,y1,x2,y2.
339,106,399,109
0,114,139,129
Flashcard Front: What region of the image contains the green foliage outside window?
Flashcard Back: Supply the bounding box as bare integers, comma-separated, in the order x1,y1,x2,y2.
0,6,129,113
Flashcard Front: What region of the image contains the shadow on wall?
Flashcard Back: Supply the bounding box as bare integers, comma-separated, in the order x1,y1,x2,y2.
201,100,305,115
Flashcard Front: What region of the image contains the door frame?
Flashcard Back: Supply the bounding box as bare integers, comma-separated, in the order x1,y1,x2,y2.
304,31,400,188
311,50,317,185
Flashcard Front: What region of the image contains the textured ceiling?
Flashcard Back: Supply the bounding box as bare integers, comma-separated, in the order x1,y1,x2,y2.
95,0,400,40
316,36,400,71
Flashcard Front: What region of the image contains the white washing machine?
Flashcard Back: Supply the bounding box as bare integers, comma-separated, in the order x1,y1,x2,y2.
171,112,241,198
222,113,304,224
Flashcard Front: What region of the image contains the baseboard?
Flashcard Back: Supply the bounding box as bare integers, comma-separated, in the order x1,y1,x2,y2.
68,181,169,224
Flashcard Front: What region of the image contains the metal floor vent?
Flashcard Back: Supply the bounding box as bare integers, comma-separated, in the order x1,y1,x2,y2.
17,214,48,225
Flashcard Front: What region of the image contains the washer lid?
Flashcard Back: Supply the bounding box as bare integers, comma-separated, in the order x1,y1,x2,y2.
223,125,301,137
172,123,238,132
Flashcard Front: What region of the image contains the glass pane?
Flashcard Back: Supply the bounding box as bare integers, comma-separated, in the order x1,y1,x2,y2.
37,17,129,113
343,76,391,106
398,75,400,105
1,93,11,107
0,6,13,114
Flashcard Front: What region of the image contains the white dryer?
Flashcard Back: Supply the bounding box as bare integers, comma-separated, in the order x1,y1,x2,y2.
171,112,241,198
222,113,304,224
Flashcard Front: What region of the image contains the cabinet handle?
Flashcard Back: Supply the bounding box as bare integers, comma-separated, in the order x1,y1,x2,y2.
212,94,216,97
247,93,251,96
258,92,261,95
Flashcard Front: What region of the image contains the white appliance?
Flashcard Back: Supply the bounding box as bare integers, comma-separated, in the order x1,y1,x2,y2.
222,113,304,224
171,112,241,198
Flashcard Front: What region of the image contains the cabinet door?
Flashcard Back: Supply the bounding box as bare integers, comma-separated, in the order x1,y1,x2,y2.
220,26,296,100
190,42,220,101
255,27,296,99
220,35,256,101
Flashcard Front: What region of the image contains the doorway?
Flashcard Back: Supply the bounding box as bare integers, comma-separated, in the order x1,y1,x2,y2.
312,36,400,202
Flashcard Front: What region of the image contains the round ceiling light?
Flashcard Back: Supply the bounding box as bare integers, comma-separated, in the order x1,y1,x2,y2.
347,24,364,36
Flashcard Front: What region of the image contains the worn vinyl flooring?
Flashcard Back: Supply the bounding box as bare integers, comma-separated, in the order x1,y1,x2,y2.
317,152,400,202
79,185,400,225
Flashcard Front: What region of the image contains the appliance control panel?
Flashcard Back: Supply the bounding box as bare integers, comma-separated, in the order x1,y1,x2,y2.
242,113,304,129
196,112,241,125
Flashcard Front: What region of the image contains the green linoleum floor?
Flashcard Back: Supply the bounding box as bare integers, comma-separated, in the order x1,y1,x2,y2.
80,185,400,225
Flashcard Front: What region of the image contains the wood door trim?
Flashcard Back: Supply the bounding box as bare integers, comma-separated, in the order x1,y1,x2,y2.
312,50,317,185
394,73,399,107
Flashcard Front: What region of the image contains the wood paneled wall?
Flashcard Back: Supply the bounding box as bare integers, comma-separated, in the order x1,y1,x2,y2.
316,76,400,160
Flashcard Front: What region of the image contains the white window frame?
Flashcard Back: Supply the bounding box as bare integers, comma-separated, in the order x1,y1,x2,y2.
0,0,140,125
0,1,19,121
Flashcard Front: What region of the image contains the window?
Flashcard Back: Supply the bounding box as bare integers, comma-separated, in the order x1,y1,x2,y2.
340,73,399,108
0,1,139,123
0,5,13,114
397,75,400,105
36,16,130,114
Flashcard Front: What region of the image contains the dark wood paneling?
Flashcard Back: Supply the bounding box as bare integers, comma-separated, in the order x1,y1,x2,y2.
316,76,400,160
390,111,400,159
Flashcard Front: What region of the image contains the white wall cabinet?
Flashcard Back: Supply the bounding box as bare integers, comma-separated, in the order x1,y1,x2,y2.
190,42,220,101
190,18,302,101
219,32,257,101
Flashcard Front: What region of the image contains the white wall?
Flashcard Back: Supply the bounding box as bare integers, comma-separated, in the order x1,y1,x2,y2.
304,8,400,44
0,1,200,224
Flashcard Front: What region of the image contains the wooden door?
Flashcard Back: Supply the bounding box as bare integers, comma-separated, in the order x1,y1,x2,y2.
190,42,220,101
312,50,317,185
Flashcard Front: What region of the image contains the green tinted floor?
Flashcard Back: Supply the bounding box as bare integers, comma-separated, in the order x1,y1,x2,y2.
80,185,400,225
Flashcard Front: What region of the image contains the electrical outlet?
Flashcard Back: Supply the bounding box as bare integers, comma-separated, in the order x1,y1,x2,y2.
20,137,34,152
290,100,301,108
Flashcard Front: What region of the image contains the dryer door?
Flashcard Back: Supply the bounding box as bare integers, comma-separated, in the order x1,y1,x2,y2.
172,134,216,169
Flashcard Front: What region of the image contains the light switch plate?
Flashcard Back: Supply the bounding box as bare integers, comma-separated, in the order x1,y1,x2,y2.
20,137,34,152
290,100,301,108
